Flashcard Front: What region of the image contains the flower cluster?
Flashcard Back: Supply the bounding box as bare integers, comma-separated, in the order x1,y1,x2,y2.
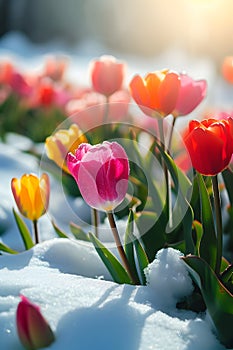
0,55,130,142
2,54,233,348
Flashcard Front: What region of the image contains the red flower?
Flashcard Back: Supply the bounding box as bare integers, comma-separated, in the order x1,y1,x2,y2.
16,295,55,350
184,118,233,175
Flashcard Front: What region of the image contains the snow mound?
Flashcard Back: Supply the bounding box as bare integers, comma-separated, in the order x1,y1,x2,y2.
145,248,194,311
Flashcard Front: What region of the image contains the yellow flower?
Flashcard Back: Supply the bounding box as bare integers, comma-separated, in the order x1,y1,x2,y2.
11,173,50,221
45,124,87,173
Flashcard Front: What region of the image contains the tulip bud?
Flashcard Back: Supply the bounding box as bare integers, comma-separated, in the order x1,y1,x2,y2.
173,74,207,116
90,55,125,96
16,295,55,350
45,124,87,173
184,118,233,175
11,173,50,221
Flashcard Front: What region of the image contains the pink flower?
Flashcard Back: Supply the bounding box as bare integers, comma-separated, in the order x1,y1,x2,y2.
9,72,33,97
16,295,55,350
67,90,130,132
174,74,207,116
90,55,125,96
67,141,129,211
42,55,68,81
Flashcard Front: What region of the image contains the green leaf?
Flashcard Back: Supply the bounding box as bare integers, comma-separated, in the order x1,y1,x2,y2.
192,220,203,256
89,233,132,284
183,204,195,255
51,220,69,238
0,242,18,254
124,211,140,284
222,168,233,206
70,222,90,242
197,174,217,270
183,255,233,348
135,211,166,262
156,143,192,198
12,208,34,250
133,238,149,285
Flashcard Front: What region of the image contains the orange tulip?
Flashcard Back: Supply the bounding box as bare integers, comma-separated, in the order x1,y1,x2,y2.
11,173,50,221
45,124,87,173
222,56,233,84
129,69,180,117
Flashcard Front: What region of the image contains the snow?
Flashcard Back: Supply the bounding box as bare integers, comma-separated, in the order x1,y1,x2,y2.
0,31,231,349
0,239,226,350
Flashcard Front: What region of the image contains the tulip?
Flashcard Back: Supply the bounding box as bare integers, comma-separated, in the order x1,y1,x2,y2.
222,56,233,84
184,118,233,176
45,124,87,173
9,72,33,98
43,55,68,81
173,74,207,116
67,141,129,212
0,61,14,84
11,173,50,221
129,69,180,117
67,90,131,132
90,55,125,96
16,295,55,350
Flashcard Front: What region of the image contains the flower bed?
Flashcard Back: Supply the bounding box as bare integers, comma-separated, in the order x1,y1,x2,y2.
1,52,233,349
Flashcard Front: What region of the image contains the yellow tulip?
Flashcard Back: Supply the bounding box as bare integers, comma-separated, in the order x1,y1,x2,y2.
45,123,87,173
11,173,50,221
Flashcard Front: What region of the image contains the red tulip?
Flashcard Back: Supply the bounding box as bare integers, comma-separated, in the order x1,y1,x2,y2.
174,74,207,116
129,69,180,117
67,141,129,211
90,55,125,96
16,295,55,350
184,118,233,175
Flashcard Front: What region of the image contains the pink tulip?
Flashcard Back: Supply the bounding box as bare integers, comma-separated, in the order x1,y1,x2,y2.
174,74,207,116
16,295,55,350
67,90,130,132
67,141,129,211
90,55,125,96
10,72,33,97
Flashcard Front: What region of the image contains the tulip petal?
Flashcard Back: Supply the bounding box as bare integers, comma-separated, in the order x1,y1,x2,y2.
158,71,181,116
175,75,207,115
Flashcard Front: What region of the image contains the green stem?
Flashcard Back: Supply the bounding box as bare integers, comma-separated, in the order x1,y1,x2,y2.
92,208,99,238
212,175,222,276
107,212,137,284
167,116,176,153
33,220,39,244
103,97,109,125
158,118,170,222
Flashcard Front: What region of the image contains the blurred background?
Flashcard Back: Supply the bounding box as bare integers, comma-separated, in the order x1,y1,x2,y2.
0,0,232,65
